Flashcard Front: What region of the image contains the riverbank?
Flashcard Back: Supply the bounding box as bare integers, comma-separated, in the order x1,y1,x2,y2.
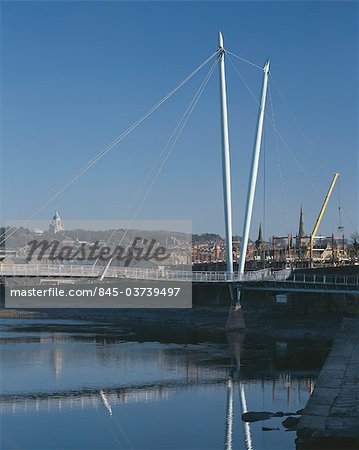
2,277,356,339
0,304,345,341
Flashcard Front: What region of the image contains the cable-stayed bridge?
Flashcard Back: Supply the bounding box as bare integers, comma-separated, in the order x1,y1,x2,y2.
1,33,357,306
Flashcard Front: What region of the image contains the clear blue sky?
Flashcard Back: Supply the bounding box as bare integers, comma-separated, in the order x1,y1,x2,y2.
1,1,358,239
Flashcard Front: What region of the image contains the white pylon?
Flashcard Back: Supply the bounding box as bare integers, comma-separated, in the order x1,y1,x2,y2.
218,32,234,279
238,60,270,287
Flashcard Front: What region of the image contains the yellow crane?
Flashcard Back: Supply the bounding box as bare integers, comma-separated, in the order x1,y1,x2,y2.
305,172,340,259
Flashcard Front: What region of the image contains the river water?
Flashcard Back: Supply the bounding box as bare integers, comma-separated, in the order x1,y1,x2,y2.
0,318,330,450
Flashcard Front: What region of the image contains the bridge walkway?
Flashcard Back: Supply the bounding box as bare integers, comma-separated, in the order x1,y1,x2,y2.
0,264,358,295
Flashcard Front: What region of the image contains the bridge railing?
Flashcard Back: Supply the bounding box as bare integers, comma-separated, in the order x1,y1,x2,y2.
237,268,272,282
0,263,358,286
0,264,265,283
289,272,359,286
0,263,102,278
108,267,235,283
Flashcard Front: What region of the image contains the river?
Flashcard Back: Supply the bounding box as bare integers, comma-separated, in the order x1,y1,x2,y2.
0,317,331,450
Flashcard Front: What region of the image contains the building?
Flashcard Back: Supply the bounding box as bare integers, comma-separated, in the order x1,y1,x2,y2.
49,211,65,235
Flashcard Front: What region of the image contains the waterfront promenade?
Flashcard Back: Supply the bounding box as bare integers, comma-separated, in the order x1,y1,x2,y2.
296,318,359,449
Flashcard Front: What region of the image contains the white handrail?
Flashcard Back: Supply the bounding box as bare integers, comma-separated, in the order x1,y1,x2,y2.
0,263,358,286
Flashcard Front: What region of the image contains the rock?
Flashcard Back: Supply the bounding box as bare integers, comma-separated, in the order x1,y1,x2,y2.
282,416,300,430
296,408,304,415
242,411,274,422
262,427,280,431
242,410,301,423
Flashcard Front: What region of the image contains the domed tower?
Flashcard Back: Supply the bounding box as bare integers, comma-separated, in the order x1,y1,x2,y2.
49,211,64,234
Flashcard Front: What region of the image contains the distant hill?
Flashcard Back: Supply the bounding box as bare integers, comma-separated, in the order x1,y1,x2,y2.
192,233,223,244
2,227,246,248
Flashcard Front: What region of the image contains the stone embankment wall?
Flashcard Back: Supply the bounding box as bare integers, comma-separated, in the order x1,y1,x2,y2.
296,318,359,450
192,284,358,315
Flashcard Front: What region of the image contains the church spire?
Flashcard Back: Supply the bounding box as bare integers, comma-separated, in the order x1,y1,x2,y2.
256,223,264,247
298,205,305,237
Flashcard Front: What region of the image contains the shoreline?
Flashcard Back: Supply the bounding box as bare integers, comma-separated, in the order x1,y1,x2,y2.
0,305,344,340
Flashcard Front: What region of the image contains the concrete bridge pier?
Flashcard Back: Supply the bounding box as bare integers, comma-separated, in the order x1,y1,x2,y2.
226,286,246,331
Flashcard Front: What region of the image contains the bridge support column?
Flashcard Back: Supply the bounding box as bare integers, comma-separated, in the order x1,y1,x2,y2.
227,303,246,331
235,59,270,310
227,285,246,330
218,32,234,280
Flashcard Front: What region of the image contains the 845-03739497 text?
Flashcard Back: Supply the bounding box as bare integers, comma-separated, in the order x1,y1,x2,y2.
5,281,192,309
9,286,182,298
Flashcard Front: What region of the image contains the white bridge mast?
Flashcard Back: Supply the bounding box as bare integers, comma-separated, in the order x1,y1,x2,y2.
218,32,234,279
237,61,270,286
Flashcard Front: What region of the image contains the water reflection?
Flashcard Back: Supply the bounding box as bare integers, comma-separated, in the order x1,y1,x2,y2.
0,319,330,450
225,333,253,450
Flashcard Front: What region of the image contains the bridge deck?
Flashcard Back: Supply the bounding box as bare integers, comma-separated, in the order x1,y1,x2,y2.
0,264,358,295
